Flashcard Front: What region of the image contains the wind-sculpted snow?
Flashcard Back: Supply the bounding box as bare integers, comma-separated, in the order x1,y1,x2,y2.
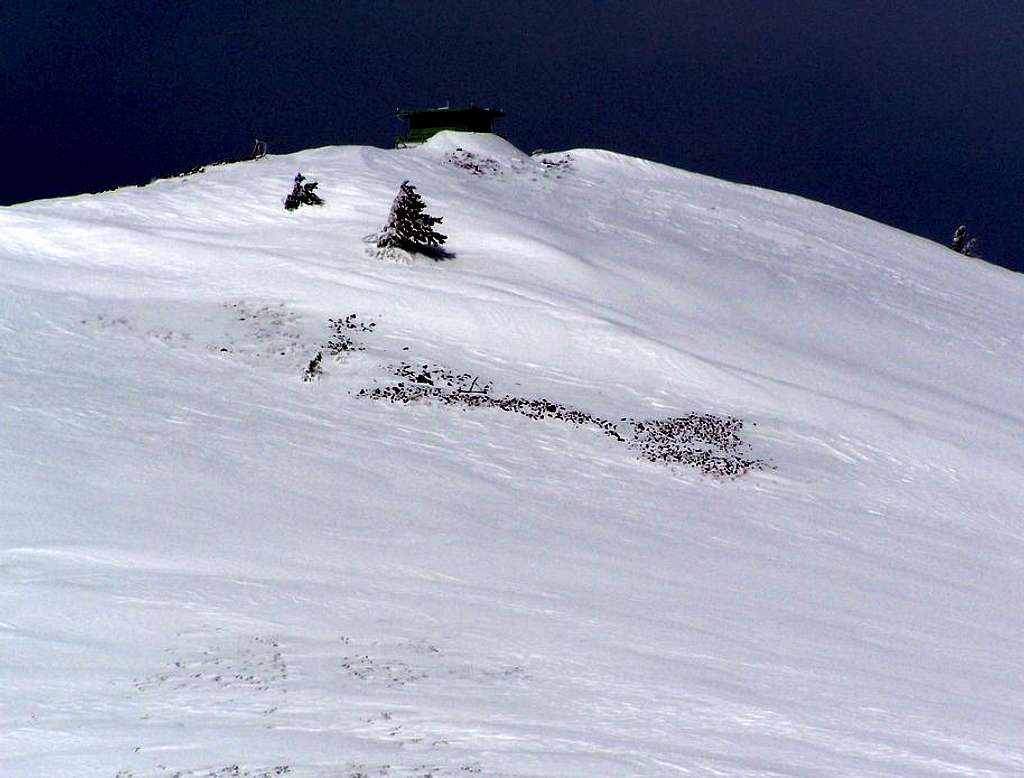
3,131,1024,776
444,146,574,180
296,314,768,476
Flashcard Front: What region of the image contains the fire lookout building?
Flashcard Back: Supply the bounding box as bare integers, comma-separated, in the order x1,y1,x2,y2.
396,105,506,146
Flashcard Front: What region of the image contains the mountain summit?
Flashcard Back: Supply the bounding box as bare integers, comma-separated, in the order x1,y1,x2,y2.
2,132,1023,776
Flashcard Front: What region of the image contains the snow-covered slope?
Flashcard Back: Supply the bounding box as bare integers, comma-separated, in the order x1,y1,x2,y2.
2,131,1023,777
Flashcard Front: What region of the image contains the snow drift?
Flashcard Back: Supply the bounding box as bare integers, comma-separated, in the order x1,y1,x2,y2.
2,131,1023,776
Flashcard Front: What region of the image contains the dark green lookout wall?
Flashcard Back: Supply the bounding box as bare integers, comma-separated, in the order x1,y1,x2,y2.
397,106,506,145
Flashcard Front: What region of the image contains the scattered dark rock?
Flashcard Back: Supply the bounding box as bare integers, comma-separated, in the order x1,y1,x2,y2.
445,148,502,176
324,315,374,355
539,154,574,177
298,319,766,476
301,314,377,379
358,362,768,477
333,314,376,333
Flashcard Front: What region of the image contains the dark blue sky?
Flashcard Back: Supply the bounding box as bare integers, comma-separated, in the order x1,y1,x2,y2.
3,1,1022,270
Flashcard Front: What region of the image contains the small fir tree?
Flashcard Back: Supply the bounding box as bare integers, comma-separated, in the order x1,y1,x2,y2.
302,351,323,382
373,180,448,259
951,225,968,253
951,224,980,257
284,172,324,211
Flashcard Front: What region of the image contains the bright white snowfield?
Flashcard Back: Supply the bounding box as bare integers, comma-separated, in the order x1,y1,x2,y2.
2,132,1023,778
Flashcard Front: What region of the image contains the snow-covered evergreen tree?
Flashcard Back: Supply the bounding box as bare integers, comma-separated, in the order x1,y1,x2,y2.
951,224,980,257
951,225,968,253
373,180,448,259
302,351,323,382
284,172,324,211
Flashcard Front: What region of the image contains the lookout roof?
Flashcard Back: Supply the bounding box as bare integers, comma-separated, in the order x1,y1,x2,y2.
397,105,506,120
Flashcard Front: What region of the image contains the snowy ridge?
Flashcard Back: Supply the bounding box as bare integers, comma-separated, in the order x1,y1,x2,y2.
2,131,1023,776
